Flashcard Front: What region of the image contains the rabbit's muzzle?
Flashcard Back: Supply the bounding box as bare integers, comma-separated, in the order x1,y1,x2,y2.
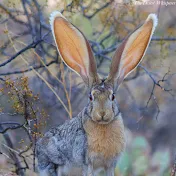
91,102,115,124
96,110,112,124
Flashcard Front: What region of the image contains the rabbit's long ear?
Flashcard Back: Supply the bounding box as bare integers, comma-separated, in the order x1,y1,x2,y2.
50,11,100,87
106,14,158,86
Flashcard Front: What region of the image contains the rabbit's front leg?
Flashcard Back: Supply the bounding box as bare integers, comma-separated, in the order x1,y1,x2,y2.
105,167,115,176
39,162,58,176
83,165,94,176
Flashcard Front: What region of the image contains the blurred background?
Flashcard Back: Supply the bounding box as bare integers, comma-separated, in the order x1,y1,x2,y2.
0,0,176,175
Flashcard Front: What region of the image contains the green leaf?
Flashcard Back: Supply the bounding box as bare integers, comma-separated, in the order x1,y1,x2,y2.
133,155,149,175
117,152,130,175
150,149,170,175
132,136,148,149
71,13,93,39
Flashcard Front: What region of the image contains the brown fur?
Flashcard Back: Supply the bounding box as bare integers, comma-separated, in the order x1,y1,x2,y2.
84,116,125,159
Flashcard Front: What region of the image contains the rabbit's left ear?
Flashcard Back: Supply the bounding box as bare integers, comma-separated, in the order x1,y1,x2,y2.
50,11,100,87
106,14,158,86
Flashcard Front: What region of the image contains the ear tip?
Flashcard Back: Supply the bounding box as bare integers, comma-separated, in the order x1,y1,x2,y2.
49,11,65,26
147,13,158,28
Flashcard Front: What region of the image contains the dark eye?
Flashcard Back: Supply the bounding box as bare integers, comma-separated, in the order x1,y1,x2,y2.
89,94,93,101
112,93,115,101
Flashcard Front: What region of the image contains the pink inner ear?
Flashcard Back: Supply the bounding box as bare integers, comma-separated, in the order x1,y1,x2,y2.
53,17,90,78
118,19,154,81
106,15,156,85
121,49,140,77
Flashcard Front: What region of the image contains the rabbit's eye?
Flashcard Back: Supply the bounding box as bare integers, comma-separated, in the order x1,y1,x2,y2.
89,94,93,101
112,94,115,101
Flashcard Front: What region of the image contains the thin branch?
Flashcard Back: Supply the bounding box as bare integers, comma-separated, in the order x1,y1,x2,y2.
152,37,176,41
0,60,57,76
0,31,50,68
83,1,112,19
0,122,25,134
0,3,27,26
139,65,172,92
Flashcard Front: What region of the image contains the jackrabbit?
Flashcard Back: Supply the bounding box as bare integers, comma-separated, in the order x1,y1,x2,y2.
36,11,158,176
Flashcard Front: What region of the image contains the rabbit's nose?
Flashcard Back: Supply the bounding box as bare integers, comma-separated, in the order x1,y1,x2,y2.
98,111,106,118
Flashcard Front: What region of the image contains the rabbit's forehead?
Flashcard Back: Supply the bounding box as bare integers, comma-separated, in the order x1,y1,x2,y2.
91,83,113,95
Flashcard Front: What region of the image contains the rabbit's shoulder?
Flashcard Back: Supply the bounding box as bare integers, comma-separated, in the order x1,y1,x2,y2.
44,116,83,141
37,116,83,147
37,116,86,165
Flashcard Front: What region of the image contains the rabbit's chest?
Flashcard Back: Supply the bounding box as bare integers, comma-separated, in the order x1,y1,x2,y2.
84,118,125,160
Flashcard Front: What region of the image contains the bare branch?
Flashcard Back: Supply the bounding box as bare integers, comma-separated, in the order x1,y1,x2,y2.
0,31,50,68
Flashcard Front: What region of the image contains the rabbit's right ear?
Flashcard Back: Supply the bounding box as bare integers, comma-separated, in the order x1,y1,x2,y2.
106,14,158,87
50,11,100,87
